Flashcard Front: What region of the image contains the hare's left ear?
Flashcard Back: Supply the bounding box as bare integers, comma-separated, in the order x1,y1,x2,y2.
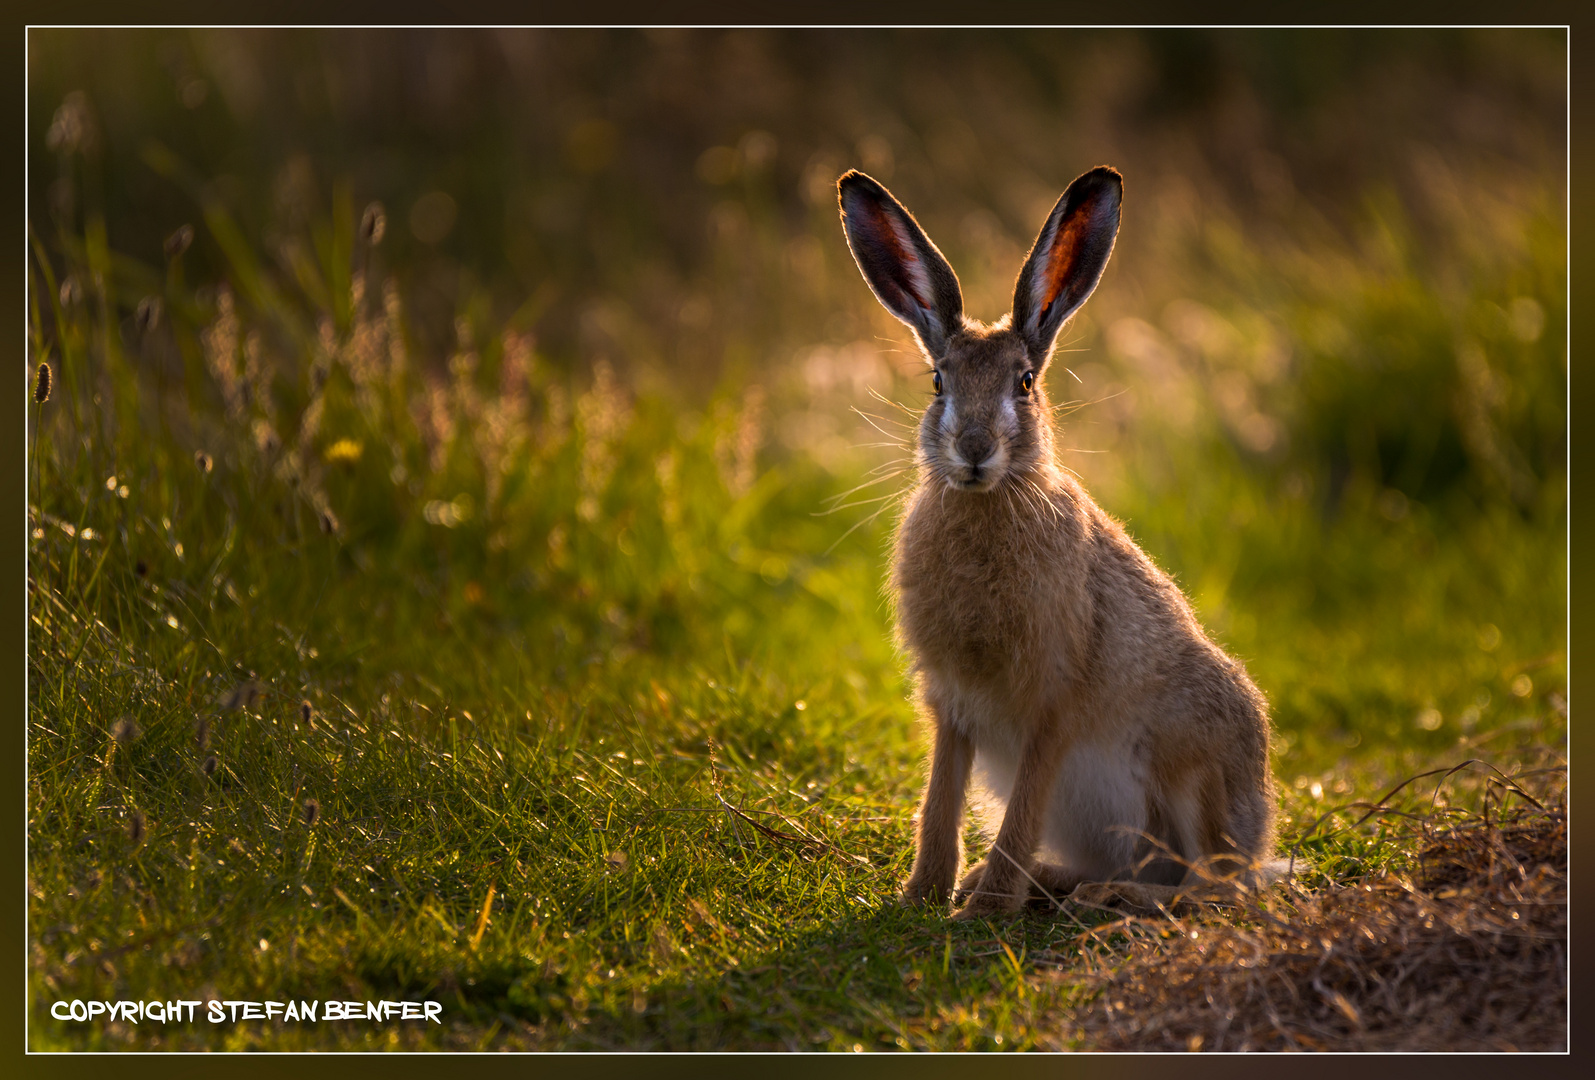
1012,166,1122,365
839,170,964,359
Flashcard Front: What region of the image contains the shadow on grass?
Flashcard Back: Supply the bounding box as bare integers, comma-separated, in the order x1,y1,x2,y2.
492,888,1115,1052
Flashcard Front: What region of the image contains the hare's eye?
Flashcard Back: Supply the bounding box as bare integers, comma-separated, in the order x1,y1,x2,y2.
933,371,943,396
1021,371,1035,394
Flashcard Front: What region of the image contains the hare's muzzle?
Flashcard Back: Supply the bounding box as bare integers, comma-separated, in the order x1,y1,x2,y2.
956,428,994,469
951,426,1006,489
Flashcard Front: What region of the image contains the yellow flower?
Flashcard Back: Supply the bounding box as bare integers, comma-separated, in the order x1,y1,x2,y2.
324,438,363,464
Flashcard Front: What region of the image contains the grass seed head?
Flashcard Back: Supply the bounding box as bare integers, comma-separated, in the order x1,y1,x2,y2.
58,275,81,309
319,507,340,535
135,296,163,335
164,224,194,259
34,362,52,404
302,798,320,826
360,202,387,245
127,810,146,846
110,717,141,745
221,680,260,712
47,91,94,154
201,753,218,777
195,715,210,750
301,699,314,724
252,418,280,457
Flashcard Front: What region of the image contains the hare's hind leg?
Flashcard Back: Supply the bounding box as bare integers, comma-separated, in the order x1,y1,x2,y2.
1068,874,1255,915
955,856,1085,907
1066,770,1270,915
1025,861,1087,907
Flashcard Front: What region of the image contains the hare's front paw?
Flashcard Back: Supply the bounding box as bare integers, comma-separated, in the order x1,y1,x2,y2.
899,873,953,907
951,887,1025,921
951,860,1026,920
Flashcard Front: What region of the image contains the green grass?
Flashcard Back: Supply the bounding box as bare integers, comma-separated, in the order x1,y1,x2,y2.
25,267,1563,1049
26,30,1565,1050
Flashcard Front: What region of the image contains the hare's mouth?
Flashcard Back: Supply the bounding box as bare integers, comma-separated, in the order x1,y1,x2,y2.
944,444,1010,492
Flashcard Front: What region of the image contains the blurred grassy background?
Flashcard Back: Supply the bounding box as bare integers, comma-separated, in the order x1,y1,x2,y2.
26,29,1566,1049
30,27,1567,754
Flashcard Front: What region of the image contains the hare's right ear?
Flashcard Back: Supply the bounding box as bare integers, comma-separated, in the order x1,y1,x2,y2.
1012,166,1122,365
838,171,964,358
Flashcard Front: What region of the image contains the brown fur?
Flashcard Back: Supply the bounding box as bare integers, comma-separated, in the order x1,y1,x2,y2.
840,167,1278,919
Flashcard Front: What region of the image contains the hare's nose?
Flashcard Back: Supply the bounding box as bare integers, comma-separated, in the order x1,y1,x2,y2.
956,429,995,469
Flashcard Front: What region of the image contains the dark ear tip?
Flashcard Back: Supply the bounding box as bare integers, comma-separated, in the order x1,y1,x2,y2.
1076,165,1123,199
837,169,883,201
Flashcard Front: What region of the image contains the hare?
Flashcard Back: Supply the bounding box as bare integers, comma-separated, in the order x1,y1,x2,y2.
837,166,1279,920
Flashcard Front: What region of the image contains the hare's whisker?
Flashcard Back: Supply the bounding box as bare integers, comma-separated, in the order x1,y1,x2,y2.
822,498,902,555
817,492,903,515
866,385,923,417
1023,477,1065,525
819,473,910,512
851,407,916,439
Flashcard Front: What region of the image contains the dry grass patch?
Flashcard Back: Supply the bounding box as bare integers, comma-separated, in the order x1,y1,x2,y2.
1059,765,1566,1052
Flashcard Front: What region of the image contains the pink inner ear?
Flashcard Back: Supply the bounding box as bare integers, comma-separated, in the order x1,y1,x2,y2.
1035,193,1111,323
861,202,932,312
